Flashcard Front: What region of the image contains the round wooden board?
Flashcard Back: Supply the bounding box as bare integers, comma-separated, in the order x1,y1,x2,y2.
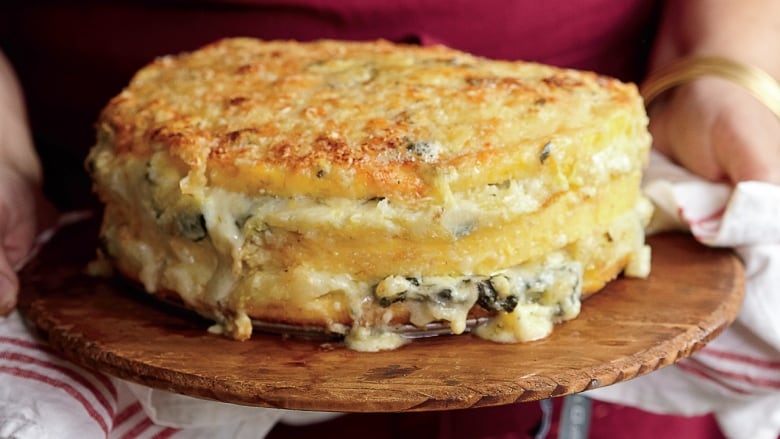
17,218,744,413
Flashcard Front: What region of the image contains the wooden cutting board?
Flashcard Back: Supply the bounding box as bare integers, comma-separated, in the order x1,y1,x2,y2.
17,217,745,413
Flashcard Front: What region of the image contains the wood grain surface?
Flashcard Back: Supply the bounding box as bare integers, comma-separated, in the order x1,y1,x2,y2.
17,218,745,413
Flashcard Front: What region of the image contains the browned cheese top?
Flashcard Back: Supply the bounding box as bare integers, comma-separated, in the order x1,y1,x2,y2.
97,38,642,202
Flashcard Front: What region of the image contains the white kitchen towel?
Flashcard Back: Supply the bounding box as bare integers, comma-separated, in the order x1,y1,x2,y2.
0,310,338,439
587,151,780,439
0,309,180,439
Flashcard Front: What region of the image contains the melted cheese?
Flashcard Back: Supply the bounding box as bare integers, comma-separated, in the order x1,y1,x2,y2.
366,251,582,348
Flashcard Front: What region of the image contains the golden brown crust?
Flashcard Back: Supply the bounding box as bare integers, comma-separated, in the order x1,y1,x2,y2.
97,38,643,203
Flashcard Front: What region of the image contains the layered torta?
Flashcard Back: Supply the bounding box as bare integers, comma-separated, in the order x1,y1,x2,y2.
87,38,652,351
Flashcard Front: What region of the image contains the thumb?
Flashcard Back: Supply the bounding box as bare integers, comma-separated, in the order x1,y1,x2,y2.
0,249,18,315
711,104,780,185
0,168,42,316
0,202,21,315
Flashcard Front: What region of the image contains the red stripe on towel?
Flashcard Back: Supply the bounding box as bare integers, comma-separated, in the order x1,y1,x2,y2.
0,365,109,434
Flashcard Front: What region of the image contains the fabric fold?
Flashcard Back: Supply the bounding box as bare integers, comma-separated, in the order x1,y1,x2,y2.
588,151,780,439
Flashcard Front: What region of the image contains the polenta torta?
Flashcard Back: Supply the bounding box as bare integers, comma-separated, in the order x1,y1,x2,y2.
87,38,653,351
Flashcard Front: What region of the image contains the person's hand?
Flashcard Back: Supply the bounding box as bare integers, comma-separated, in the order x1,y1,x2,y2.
0,164,49,315
648,76,780,184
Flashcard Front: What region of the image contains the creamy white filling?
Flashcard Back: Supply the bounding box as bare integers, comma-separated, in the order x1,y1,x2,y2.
358,251,582,350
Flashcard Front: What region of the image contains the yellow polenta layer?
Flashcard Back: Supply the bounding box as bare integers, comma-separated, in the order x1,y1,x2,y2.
230,193,649,328
240,171,642,278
